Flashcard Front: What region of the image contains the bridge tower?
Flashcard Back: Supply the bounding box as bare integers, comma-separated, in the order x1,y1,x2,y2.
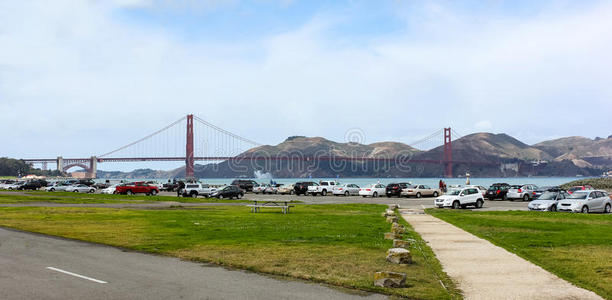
443,127,452,178
57,156,64,172
89,156,97,178
185,114,195,178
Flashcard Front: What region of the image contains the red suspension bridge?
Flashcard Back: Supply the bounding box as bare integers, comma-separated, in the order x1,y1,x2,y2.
22,114,488,178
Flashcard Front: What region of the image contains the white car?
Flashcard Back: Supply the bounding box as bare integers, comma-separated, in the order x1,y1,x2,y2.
65,184,96,193
5,182,25,190
359,184,386,198
527,190,570,212
253,184,267,194
507,184,539,201
333,183,360,196
45,183,70,192
434,187,484,209
264,185,279,194
556,190,611,213
308,181,338,196
100,184,119,194
0,180,17,189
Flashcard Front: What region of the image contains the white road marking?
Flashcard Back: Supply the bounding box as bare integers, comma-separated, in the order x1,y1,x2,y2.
46,267,107,284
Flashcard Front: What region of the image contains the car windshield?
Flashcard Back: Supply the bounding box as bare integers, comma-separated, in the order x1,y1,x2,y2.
408,185,418,188
537,192,557,200
568,192,588,199
448,189,462,195
568,187,582,192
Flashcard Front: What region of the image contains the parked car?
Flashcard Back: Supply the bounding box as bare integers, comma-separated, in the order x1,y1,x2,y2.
210,185,244,199
264,185,279,194
333,183,360,196
100,184,119,194
567,185,594,194
485,183,511,200
231,179,259,192
293,182,316,196
359,183,386,198
5,181,25,190
253,184,267,194
385,183,410,198
527,189,570,211
45,182,70,192
277,184,294,195
115,182,159,195
0,180,16,189
401,184,441,198
557,190,611,213
506,184,538,201
182,183,217,198
466,185,487,197
162,182,179,192
65,184,96,193
18,180,48,190
308,181,338,196
434,187,484,209
531,186,558,199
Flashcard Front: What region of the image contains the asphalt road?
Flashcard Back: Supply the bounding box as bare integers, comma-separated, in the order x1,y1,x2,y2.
0,228,386,300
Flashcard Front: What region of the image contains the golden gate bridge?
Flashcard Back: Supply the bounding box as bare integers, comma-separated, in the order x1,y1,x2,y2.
22,114,491,178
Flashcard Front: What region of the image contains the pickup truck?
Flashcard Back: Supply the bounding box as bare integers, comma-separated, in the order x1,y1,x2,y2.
308,181,338,196
182,183,217,198
115,182,159,196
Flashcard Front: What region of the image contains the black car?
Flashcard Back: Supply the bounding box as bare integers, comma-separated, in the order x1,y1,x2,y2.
293,182,316,196
18,179,48,190
385,182,410,198
78,179,96,186
485,183,511,200
231,179,259,192
211,185,244,199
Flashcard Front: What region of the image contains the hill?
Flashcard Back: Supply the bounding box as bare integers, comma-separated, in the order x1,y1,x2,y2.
533,136,612,167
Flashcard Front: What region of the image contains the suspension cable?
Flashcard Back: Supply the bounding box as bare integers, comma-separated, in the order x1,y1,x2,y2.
193,116,261,146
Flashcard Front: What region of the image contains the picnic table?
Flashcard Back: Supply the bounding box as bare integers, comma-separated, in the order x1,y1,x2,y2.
247,199,294,214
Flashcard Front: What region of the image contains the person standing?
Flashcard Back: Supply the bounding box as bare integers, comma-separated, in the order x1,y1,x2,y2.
177,180,185,197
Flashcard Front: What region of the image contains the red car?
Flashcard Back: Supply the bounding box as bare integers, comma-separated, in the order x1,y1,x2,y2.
115,182,159,195
567,185,593,194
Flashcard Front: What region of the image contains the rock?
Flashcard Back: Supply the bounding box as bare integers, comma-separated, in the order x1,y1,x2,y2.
373,271,407,288
386,248,412,264
386,216,398,223
388,204,399,209
384,232,402,240
391,223,405,234
393,239,411,249
382,209,394,217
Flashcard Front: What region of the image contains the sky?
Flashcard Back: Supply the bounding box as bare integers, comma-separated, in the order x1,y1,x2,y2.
1,0,611,171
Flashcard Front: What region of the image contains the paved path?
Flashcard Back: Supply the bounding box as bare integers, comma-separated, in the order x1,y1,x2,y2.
400,210,602,300
0,228,386,300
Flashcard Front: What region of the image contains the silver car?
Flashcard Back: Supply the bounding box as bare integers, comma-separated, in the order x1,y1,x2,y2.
332,184,360,196
527,190,570,211
65,184,96,193
557,190,611,213
507,184,538,201
45,183,70,192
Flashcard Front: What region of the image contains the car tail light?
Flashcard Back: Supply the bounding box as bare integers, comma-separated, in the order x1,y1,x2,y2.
338,188,343,190
393,186,398,189
532,192,536,195
496,190,500,194
518,188,522,193
366,189,371,191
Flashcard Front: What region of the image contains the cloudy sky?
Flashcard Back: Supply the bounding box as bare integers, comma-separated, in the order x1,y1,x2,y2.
1,0,611,171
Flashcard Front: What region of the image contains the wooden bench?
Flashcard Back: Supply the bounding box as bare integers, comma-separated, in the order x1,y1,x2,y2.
247,199,294,214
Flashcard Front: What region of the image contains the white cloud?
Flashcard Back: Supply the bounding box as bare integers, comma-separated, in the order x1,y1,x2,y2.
0,0,611,170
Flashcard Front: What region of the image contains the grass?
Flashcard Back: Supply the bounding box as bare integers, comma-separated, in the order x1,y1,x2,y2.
0,204,460,299
427,209,612,299
0,190,251,204
561,177,612,190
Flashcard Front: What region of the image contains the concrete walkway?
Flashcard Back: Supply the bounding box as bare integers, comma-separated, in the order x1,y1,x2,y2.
400,210,602,300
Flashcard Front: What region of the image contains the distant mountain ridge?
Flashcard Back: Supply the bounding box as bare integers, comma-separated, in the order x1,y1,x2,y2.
95,133,611,179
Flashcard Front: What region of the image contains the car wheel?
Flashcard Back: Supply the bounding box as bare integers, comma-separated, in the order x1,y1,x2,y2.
344,191,349,196
150,190,158,196
523,194,529,201
50,188,55,192
237,193,243,199
73,190,78,193
321,190,327,196
191,192,198,198
416,192,421,198
452,201,460,209
475,199,483,209
89,189,95,193
581,206,589,214
373,192,378,198
433,191,439,197
550,204,557,212
126,190,133,195
604,204,611,214
218,195,224,199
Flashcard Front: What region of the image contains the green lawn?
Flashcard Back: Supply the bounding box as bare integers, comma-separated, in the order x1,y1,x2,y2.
0,204,460,299
0,191,251,204
428,209,612,299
